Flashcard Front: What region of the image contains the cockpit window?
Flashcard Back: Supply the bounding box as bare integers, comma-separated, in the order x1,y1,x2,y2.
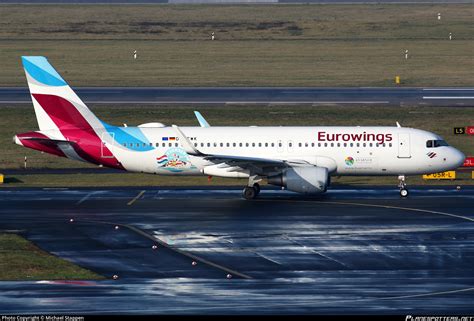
426,140,449,148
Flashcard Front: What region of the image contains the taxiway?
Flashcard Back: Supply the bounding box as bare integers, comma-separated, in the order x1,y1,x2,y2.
0,186,473,314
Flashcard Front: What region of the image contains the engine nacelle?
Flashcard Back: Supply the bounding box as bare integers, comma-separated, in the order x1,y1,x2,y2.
267,166,329,194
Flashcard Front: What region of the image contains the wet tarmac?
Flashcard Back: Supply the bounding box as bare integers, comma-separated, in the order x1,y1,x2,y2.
0,186,473,314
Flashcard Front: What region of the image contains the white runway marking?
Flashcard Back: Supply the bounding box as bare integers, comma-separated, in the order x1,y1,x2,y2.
284,236,350,269
423,88,474,91
378,287,474,301
255,253,283,266
423,96,474,99
319,201,474,222
127,190,146,206
313,286,474,306
0,100,390,104
76,191,103,205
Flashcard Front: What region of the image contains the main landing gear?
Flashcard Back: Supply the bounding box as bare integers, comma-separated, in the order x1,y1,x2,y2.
398,175,409,198
242,175,262,200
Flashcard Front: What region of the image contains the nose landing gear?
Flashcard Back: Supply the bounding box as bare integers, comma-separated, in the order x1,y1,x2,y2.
398,175,409,198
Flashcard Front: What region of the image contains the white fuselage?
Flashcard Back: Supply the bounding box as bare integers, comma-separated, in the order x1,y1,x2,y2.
97,126,464,178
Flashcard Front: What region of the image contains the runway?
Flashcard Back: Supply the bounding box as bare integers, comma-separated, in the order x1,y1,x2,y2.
1,87,474,107
0,186,473,314
2,0,471,3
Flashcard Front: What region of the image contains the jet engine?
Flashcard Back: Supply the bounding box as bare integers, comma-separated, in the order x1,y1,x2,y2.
267,166,329,194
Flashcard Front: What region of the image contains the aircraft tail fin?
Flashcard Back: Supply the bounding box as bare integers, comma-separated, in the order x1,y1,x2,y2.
22,56,103,132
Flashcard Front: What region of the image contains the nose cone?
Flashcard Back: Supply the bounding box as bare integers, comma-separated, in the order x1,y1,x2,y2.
451,148,465,168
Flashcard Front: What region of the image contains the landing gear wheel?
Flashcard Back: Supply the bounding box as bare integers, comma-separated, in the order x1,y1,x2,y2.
400,188,409,198
242,186,257,200
253,183,261,195
397,175,408,198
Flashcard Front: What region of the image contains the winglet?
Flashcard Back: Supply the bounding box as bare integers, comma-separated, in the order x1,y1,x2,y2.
172,125,203,156
396,121,401,128
194,111,211,128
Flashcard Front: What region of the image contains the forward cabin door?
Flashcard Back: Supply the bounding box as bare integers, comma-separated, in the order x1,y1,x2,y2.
397,133,411,158
101,132,115,158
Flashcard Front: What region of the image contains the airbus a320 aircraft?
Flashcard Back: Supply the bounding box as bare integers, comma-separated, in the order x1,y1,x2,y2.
14,57,465,199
